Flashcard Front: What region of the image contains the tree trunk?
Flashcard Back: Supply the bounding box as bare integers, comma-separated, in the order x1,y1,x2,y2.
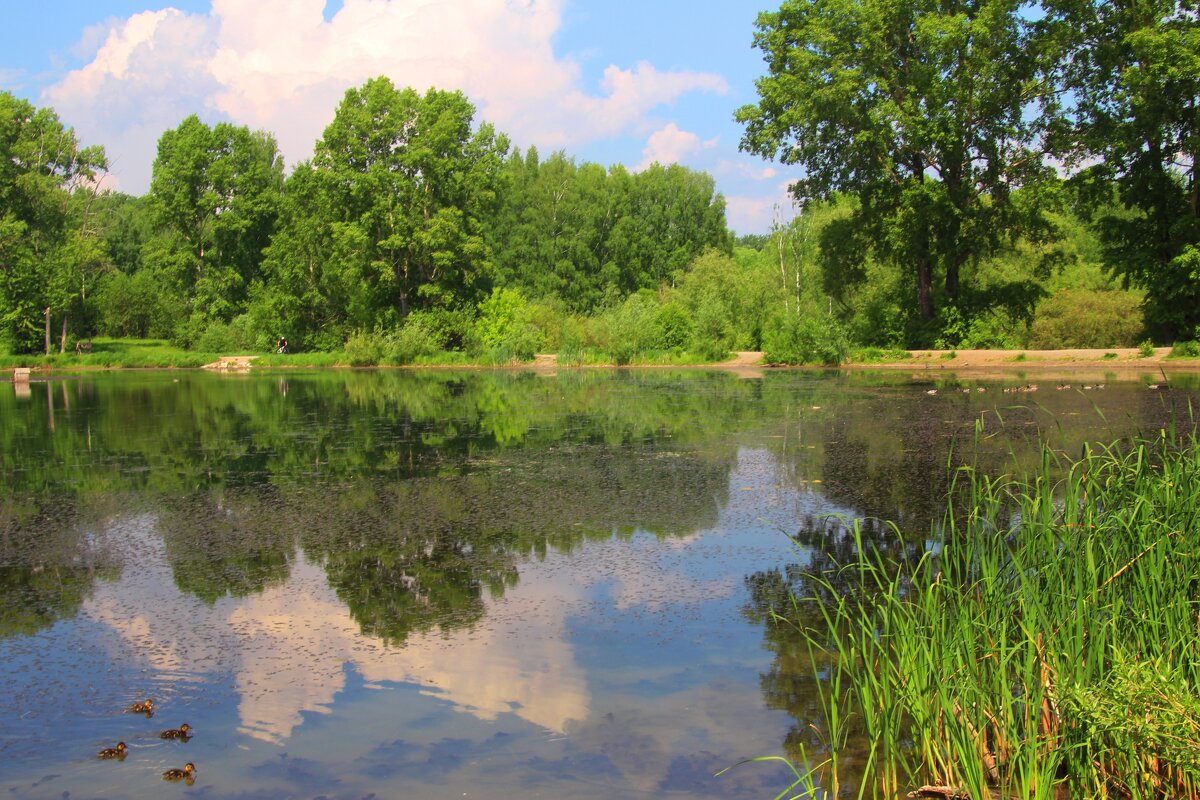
44,307,51,355
917,257,933,321
60,315,68,354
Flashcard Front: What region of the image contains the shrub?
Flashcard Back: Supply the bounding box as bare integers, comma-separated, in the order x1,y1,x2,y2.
1169,340,1200,358
601,294,663,365
763,313,849,366
657,302,693,350
384,315,440,364
1028,289,1143,348
1139,339,1156,357
95,270,182,339
190,314,258,353
343,328,385,366
474,288,542,362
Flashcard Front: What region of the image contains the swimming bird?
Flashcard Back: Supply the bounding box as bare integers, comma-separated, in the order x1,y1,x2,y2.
126,699,153,715
160,723,191,740
162,763,196,782
97,742,127,759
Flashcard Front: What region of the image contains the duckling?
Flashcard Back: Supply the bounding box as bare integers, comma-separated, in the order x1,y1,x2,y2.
162,763,196,782
126,698,153,715
97,742,127,760
160,723,191,740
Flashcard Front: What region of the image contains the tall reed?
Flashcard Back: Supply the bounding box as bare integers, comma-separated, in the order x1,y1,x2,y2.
771,430,1200,799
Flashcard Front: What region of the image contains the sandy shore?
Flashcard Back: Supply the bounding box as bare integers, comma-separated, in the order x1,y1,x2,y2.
740,347,1200,381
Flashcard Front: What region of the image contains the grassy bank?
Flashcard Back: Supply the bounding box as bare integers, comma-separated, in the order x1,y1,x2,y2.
766,429,1200,799
0,337,730,370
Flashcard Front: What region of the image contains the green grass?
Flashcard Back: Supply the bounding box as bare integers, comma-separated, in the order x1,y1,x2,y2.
1103,351,1118,359
851,347,912,364
763,428,1200,799
1010,351,1028,362
0,338,215,368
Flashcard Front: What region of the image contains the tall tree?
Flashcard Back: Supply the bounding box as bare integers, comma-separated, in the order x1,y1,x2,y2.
737,0,1056,344
311,78,509,322
148,116,284,326
0,92,107,352
1045,0,1200,341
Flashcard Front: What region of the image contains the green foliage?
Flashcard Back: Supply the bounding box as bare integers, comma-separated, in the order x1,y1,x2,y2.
762,312,849,366
474,287,541,361
1169,340,1200,359
148,115,284,325
191,314,260,353
656,302,693,350
738,0,1058,337
385,314,441,364
1045,0,1200,341
491,151,730,310
343,328,385,367
600,293,663,365
0,92,108,353
773,434,1200,798
94,270,182,339
1028,288,1144,348
1139,339,1156,357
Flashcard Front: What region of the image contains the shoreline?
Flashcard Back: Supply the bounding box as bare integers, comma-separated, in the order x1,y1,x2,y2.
5,347,1200,376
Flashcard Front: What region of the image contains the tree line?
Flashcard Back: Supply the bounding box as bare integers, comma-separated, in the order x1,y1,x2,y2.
1,0,1195,360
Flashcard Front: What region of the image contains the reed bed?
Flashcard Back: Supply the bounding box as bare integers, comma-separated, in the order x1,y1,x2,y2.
768,430,1200,799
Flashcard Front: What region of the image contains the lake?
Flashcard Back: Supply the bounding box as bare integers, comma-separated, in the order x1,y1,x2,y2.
2,368,1197,799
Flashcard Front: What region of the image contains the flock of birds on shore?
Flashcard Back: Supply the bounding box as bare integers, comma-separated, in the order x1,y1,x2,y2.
924,382,1171,396
95,698,196,784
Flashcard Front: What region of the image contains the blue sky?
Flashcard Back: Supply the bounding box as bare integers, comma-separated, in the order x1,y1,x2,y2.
1,1,801,233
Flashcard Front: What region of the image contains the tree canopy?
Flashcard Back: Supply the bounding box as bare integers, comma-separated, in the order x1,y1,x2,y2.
737,0,1058,344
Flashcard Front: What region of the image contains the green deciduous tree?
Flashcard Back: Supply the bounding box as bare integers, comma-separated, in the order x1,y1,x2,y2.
737,0,1058,345
1044,0,1200,341
0,92,107,353
313,78,508,320
148,115,284,332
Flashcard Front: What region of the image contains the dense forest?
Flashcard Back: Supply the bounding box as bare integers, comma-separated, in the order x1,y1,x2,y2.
0,0,1196,362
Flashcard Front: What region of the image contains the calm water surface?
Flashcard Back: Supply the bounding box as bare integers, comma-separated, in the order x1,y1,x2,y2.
1,368,1197,799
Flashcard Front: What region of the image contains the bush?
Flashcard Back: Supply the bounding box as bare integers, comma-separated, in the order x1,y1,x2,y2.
601,294,663,365
474,288,542,362
343,328,385,366
763,313,849,366
1169,340,1200,359
384,315,440,364
1028,289,1143,348
657,302,693,350
190,314,258,353
95,270,182,339
689,293,732,360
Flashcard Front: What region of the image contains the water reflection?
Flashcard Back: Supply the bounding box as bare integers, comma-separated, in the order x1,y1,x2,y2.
1,369,1198,798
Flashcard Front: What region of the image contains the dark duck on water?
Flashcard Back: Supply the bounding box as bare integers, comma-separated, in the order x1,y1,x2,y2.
160,723,191,740
97,742,127,759
126,699,153,715
162,763,196,782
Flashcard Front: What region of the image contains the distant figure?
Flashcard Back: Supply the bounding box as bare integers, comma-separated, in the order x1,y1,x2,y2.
74,339,92,355
276,336,288,354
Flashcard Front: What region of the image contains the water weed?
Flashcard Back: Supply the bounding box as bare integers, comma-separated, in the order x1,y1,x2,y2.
761,430,1200,799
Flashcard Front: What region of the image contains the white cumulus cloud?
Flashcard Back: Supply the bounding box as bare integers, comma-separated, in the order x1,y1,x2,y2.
634,122,718,171
42,0,728,193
